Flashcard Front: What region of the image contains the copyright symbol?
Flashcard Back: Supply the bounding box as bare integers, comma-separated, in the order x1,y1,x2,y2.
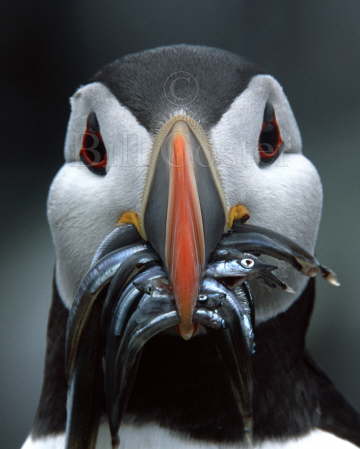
163,71,199,106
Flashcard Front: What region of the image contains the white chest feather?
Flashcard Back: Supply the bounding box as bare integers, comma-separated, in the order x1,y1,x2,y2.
22,423,358,449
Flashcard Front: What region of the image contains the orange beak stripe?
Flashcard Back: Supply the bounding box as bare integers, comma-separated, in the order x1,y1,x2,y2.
165,130,205,340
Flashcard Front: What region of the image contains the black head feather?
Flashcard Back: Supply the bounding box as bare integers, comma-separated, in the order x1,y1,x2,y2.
92,44,263,132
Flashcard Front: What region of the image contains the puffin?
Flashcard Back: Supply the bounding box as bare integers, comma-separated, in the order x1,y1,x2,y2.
21,45,360,449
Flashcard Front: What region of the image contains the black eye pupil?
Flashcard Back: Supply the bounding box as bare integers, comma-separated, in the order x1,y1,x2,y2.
260,143,274,154
83,133,97,151
80,112,107,176
258,103,283,165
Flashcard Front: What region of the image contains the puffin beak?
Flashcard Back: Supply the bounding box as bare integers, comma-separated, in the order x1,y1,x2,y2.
142,118,226,339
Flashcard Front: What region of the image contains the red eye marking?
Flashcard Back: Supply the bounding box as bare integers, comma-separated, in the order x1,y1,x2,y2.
258,104,283,165
80,112,107,175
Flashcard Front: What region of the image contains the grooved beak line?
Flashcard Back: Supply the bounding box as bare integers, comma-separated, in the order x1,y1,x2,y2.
165,123,205,340
142,116,227,340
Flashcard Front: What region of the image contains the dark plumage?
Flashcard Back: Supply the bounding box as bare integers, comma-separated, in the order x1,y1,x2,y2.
92,44,263,133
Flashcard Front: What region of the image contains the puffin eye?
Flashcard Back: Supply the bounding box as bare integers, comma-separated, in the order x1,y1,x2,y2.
80,112,107,175
240,258,255,269
258,103,283,166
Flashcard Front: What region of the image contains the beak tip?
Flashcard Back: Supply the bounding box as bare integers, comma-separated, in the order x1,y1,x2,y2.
179,322,195,340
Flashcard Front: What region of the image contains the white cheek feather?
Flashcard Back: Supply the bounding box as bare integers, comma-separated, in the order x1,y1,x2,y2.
47,83,153,308
210,75,323,322
21,426,358,449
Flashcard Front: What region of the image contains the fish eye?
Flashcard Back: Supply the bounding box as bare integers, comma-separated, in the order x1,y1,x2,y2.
80,112,107,175
240,258,255,269
258,103,283,166
198,294,208,302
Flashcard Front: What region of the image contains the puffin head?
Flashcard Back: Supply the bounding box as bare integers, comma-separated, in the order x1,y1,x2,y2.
48,45,322,334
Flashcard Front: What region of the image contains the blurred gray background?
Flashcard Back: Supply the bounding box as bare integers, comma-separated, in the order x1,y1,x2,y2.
1,1,359,448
